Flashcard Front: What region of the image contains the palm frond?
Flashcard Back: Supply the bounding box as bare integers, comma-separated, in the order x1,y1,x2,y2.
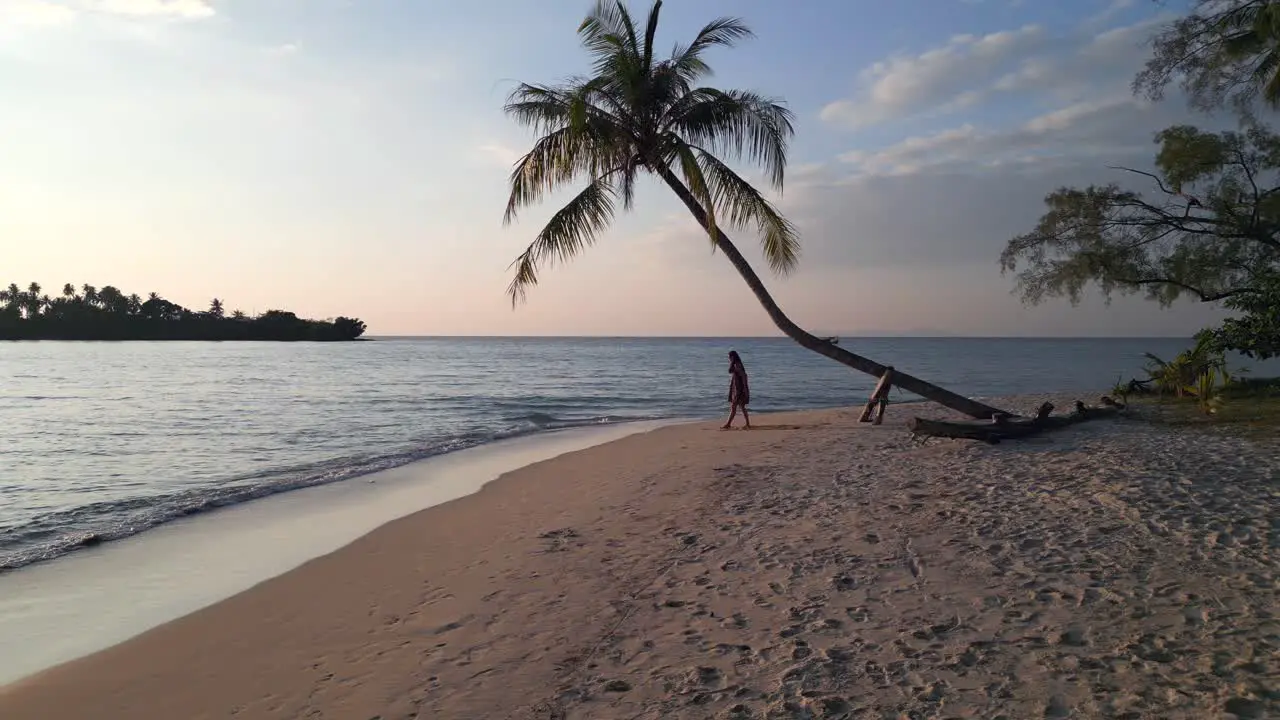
507,174,620,305
579,0,639,58
617,156,641,211
688,16,754,51
505,81,629,136
578,4,650,110
591,77,641,125
1253,49,1280,104
670,17,752,83
503,83,634,223
504,129,583,224
691,146,799,274
505,84,577,134
1143,351,1169,369
579,0,644,84
573,75,640,136
672,140,717,245
666,50,710,85
639,62,694,122
663,88,794,190
1223,29,1266,57
641,0,662,71
1214,1,1266,33
503,121,628,223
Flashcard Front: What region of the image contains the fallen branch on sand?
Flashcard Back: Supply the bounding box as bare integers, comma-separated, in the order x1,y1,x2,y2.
908,399,1125,443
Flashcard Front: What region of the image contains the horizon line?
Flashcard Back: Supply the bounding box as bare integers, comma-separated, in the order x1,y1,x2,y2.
367,334,1196,340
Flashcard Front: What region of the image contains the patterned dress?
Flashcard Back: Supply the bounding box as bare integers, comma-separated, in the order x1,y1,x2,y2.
729,363,750,407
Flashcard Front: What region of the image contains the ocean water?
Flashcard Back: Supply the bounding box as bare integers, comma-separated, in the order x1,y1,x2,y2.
0,336,1207,571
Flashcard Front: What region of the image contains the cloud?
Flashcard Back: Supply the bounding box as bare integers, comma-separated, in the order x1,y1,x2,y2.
477,142,523,168
772,163,1126,271
621,151,1230,337
83,0,214,19
992,18,1164,102
0,0,214,29
821,16,1168,132
836,96,1191,178
819,25,1045,129
1088,0,1136,26
0,1,77,26
725,13,1225,296
814,11,1217,185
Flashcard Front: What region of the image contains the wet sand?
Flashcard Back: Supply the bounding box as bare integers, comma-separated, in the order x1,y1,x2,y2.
2,398,1276,719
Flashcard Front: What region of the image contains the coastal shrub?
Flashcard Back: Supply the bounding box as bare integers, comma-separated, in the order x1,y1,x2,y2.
1110,375,1135,405
1143,335,1228,397
1187,367,1226,415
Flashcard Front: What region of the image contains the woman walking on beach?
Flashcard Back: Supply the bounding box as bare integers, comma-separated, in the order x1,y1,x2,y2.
723,350,751,430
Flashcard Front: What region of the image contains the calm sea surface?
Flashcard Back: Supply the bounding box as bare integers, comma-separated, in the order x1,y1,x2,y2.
0,336,1223,570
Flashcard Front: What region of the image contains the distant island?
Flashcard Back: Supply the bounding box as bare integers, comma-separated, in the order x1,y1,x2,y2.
0,282,367,341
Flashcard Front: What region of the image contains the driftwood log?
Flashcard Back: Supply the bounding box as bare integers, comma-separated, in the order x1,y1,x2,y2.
908,399,1124,443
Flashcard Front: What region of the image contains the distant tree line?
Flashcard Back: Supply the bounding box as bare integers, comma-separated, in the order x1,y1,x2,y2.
0,282,367,341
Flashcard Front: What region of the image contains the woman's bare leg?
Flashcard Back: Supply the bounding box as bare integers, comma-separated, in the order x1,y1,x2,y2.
722,405,738,429
741,407,751,429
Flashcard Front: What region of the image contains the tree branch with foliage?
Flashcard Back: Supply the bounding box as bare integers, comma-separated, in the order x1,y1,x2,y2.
1136,0,1280,110
1206,272,1280,356
1001,120,1280,312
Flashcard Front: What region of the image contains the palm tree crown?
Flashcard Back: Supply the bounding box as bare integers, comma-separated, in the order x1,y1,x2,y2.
502,0,798,303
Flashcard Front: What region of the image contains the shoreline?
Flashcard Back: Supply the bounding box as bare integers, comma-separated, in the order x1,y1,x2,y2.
4,397,1274,718
0,419,673,688
2,414,691,575
8,395,963,576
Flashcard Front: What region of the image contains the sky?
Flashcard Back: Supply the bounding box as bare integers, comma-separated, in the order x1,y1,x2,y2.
0,0,1237,336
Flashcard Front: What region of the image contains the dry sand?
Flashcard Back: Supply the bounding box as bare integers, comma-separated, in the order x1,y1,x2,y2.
1,398,1277,719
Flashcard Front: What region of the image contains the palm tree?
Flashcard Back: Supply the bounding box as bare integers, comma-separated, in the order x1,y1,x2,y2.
0,283,19,310
208,298,225,318
25,282,42,319
62,283,76,300
82,284,98,308
98,285,126,314
501,0,1002,418
142,292,164,320
1217,1,1280,105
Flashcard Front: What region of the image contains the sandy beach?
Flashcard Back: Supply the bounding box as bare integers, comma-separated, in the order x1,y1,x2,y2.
2,398,1277,719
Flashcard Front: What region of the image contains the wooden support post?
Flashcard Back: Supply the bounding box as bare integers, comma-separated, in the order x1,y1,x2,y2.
859,367,895,423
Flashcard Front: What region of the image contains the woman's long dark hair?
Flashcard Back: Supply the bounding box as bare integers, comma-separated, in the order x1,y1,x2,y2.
728,350,743,369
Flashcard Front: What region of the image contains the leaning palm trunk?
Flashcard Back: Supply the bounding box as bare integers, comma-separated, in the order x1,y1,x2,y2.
657,170,1005,419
